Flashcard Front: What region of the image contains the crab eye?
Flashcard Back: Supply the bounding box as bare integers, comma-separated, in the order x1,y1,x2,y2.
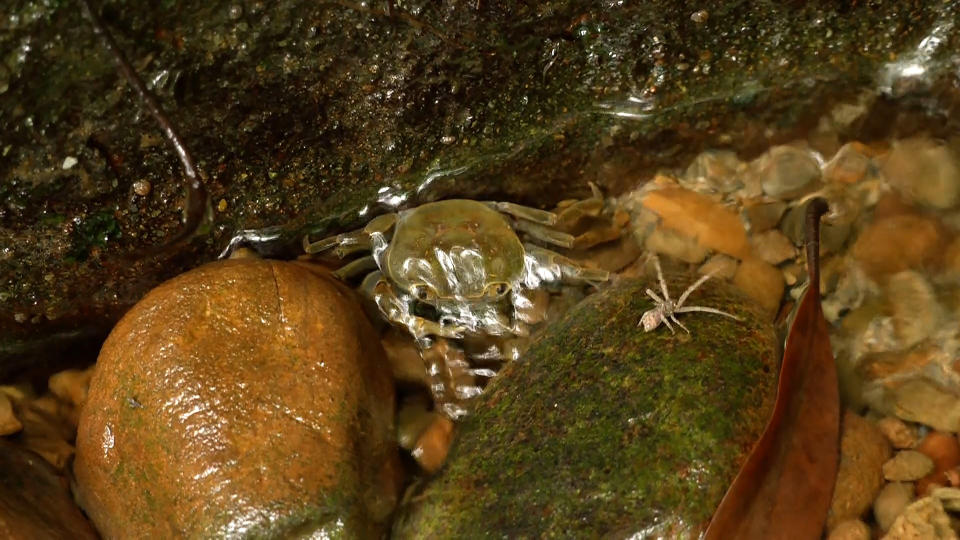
485,282,511,298
410,284,435,302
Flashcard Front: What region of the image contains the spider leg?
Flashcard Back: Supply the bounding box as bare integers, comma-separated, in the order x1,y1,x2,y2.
675,272,714,309
670,314,690,334
651,255,672,303
661,314,676,334
646,289,665,304
675,305,741,321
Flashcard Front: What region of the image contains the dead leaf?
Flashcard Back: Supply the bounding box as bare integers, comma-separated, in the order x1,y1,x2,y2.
705,198,840,539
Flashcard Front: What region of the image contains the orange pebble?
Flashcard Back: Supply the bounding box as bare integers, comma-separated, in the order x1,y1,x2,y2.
915,431,960,496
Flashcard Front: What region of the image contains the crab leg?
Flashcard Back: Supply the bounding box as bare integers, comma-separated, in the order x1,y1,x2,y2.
360,272,466,340
303,213,397,256
524,244,609,287
512,220,576,248
484,201,558,225
333,255,379,281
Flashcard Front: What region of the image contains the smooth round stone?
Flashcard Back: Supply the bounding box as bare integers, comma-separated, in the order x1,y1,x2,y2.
393,273,779,537
74,259,400,538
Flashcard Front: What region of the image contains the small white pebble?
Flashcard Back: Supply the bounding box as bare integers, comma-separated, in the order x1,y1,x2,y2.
132,180,152,197
690,10,708,23
61,156,78,170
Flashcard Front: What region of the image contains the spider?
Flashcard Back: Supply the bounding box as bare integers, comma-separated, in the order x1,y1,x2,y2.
638,255,741,334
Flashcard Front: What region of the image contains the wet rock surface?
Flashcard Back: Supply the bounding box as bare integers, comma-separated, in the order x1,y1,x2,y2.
0,440,97,539
73,258,400,538
4,0,960,375
828,411,891,529
392,274,778,537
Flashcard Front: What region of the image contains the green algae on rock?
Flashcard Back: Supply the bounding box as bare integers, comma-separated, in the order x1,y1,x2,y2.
393,273,779,537
73,259,400,538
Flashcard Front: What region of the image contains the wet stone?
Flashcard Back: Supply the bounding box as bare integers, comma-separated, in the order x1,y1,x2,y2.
732,256,785,316
0,440,97,539
882,137,960,210
681,149,745,194
752,144,823,199
875,416,919,449
740,200,787,234
851,214,946,280
827,411,891,529
883,497,956,540
883,450,935,482
642,187,751,258
0,393,21,436
884,271,943,349
392,274,778,537
916,431,960,496
827,519,871,540
645,225,710,263
874,481,915,532
74,259,400,538
823,142,876,185
859,346,960,433
699,254,739,280
750,229,797,265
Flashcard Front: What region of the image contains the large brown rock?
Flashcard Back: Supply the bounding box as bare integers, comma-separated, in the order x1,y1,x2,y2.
74,259,400,538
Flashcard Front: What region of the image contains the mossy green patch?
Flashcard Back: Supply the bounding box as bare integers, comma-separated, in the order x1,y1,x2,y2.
394,274,779,537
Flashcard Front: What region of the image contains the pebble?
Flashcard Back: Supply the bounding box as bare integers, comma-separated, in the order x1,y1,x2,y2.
0,393,21,436
732,256,784,316
875,417,919,449
132,179,152,196
873,481,914,532
698,254,738,280
882,137,960,209
750,229,797,265
382,329,430,387
396,397,438,451
411,414,455,475
740,200,787,233
882,450,935,481
642,187,751,258
851,213,945,279
944,236,960,275
0,440,98,539
751,144,823,199
828,411,891,529
682,150,743,194
916,431,960,496
644,225,709,263
823,142,875,184
48,367,93,409
884,270,942,348
827,519,871,540
859,346,960,433
932,486,960,512
882,496,957,540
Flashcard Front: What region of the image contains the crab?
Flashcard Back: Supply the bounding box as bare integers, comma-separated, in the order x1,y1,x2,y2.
304,198,610,341
638,255,741,334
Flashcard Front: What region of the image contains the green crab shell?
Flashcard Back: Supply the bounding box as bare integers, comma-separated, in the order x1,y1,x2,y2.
381,200,526,300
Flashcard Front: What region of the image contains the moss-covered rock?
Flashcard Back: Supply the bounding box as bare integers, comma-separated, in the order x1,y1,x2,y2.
393,273,779,537
73,259,400,538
